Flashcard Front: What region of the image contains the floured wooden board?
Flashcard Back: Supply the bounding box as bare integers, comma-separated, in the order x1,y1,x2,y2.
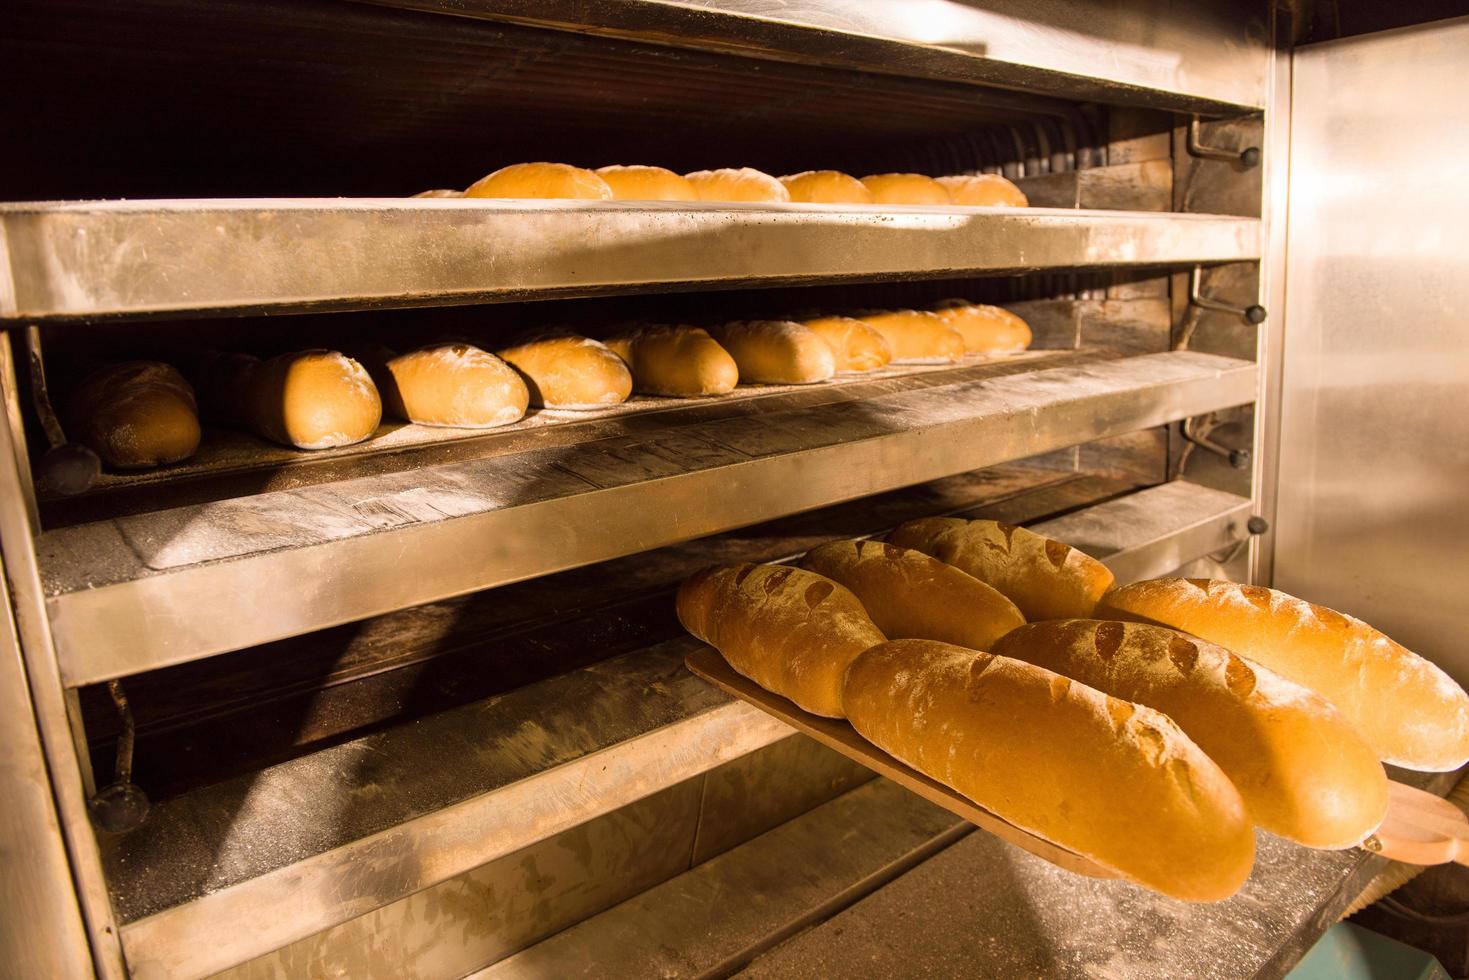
684,644,1116,879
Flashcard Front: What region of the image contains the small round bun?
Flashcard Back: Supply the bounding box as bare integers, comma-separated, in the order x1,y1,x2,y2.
859,173,952,205
936,174,1028,207
931,302,1033,354
465,163,612,200
66,361,201,470
604,325,739,396
779,170,873,204
413,189,465,199
383,344,529,428
595,165,698,201
497,335,633,409
250,351,382,449
857,310,964,364
684,167,791,203
798,316,892,372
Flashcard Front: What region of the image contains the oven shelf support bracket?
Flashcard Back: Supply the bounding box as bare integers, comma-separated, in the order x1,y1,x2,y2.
1189,114,1261,168
1182,414,1251,470
1190,266,1267,325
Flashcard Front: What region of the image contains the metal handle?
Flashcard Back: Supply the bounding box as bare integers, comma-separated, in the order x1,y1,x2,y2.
1190,266,1267,325
24,325,100,496
1182,416,1251,470
1189,115,1260,168
88,680,150,834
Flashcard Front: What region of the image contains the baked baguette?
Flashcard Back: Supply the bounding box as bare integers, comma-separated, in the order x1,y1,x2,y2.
604,325,738,396
1098,579,1469,771
382,344,528,428
931,301,1033,354
684,167,790,203
857,311,964,364
887,517,1114,622
496,335,632,410
779,170,873,204
249,351,382,449
465,162,612,200
798,316,892,373
991,619,1389,848
66,361,201,469
595,165,698,202
859,173,952,205
799,539,1025,651
676,563,886,718
707,320,836,385
936,174,1029,207
844,639,1255,901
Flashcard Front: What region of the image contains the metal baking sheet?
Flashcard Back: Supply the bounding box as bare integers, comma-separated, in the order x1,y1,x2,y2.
40,350,1256,684
0,199,1261,320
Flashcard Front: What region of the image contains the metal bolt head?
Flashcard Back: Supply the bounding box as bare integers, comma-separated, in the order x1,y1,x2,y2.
1239,146,1262,168
90,782,150,834
1247,516,1270,535
1227,448,1252,469
1244,305,1268,325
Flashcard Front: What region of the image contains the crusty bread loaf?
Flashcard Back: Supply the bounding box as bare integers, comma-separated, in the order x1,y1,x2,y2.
936,174,1029,207
1098,579,1469,771
888,518,1114,622
684,167,791,203
496,335,632,410
799,539,1025,651
465,162,612,200
604,325,739,396
66,361,201,469
931,301,1033,354
798,316,892,373
707,320,836,385
992,619,1389,848
677,563,886,717
249,351,382,449
413,189,464,199
843,639,1255,900
779,170,874,204
860,173,952,206
857,310,964,364
381,344,528,428
595,165,698,201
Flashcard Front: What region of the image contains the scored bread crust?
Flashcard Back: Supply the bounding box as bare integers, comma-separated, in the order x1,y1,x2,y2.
250,350,382,449
856,310,964,364
465,162,612,200
382,344,528,429
859,173,952,205
684,167,790,203
67,361,201,469
931,301,1033,354
992,619,1389,848
779,170,874,204
595,165,698,201
1099,578,1469,771
888,517,1114,622
797,316,893,372
497,335,633,409
707,320,836,385
676,563,886,718
799,539,1025,651
604,325,739,396
843,639,1256,901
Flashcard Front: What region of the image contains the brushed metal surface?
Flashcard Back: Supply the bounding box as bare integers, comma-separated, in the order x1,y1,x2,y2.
368,0,1270,111
1031,479,1253,585
1014,160,1172,211
0,200,1261,320
42,351,1256,684
1275,17,1469,685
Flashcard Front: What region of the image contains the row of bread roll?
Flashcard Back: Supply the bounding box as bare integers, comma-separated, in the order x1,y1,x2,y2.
416,162,1028,206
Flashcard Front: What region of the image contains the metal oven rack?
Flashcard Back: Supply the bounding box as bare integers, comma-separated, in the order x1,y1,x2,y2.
0,3,1403,979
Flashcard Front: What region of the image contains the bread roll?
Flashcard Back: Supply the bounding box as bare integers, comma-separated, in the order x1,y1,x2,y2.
931,302,1033,354
676,563,886,717
604,325,738,396
707,320,835,385
779,170,873,204
888,518,1114,622
799,539,1025,651
844,639,1255,901
380,344,528,428
684,167,790,203
1098,579,1469,771
798,316,892,373
249,351,382,449
66,362,201,470
857,310,964,364
991,620,1389,848
413,189,464,199
465,162,612,200
860,173,952,206
936,173,1029,207
496,335,632,410
594,165,698,201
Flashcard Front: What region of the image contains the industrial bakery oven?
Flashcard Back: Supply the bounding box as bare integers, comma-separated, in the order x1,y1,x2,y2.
2,1,1465,977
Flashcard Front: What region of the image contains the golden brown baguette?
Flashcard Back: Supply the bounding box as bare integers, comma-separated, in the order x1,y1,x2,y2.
779,170,873,204
604,325,739,397
887,517,1113,621
843,639,1255,900
684,167,790,203
991,619,1389,848
797,316,892,373
676,563,886,718
857,310,964,364
248,350,382,450
496,334,632,410
859,173,952,205
931,301,1033,354
707,320,836,385
799,539,1024,651
1098,579,1469,771
935,173,1029,207
595,165,698,202
66,361,201,469
382,344,528,428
